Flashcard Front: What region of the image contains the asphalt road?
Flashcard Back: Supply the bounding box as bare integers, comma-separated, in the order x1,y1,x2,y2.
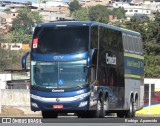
44,116,160,123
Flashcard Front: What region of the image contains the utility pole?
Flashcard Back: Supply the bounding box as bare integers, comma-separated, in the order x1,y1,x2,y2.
148,83,151,115
37,0,41,9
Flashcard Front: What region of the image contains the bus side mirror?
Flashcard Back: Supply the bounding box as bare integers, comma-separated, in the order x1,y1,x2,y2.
22,51,30,70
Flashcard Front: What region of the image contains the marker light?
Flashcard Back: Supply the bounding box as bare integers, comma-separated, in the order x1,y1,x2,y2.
32,38,38,48
31,102,38,108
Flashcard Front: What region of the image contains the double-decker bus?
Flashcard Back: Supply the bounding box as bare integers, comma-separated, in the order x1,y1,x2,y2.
22,21,144,118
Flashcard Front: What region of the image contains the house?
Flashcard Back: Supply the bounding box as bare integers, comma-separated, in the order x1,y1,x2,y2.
80,0,110,7
40,10,66,22
136,78,160,115
107,1,160,19
0,11,7,29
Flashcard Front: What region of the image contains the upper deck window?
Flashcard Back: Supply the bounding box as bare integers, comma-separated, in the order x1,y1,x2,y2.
122,33,143,54
32,26,89,54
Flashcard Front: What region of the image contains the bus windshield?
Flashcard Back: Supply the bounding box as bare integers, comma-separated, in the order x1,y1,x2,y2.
32,26,89,54
31,60,88,89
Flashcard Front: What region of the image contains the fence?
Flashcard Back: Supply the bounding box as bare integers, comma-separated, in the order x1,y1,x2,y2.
0,89,40,115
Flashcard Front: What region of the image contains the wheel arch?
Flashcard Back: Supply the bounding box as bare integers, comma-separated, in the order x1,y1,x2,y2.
98,89,103,100
134,92,138,102
130,92,134,102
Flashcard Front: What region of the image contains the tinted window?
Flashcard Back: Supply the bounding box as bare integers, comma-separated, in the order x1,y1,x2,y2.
99,27,123,51
122,33,129,52
32,26,89,54
91,26,98,49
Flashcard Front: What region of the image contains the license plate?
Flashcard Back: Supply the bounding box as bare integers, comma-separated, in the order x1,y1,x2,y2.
53,105,63,109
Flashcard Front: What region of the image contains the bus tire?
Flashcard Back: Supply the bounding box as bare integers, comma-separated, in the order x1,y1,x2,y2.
125,99,135,118
42,111,58,118
101,97,108,118
93,96,105,118
117,112,125,118
134,96,138,111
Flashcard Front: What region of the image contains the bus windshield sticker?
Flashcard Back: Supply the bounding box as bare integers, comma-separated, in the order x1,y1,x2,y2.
33,38,38,48
59,79,64,85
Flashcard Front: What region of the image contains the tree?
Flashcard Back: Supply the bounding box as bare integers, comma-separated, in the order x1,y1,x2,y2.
88,5,110,23
73,8,89,21
72,5,125,23
112,7,125,19
8,7,43,44
69,0,81,14
12,7,43,33
0,48,26,71
88,5,125,23
7,29,32,44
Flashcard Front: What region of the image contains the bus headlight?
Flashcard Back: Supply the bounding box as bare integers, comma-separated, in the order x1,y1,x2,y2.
31,94,42,100
79,101,88,107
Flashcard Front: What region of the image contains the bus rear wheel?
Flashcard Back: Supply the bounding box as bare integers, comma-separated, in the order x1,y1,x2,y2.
42,111,58,118
117,112,125,118
125,99,135,118
93,96,106,118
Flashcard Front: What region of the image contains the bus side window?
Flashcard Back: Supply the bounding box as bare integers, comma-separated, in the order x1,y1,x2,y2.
129,35,134,53
123,33,129,52
132,36,136,53
91,66,96,83
134,37,139,54
122,34,126,51
139,37,143,54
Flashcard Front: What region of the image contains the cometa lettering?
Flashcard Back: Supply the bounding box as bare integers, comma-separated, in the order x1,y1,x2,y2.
52,89,64,92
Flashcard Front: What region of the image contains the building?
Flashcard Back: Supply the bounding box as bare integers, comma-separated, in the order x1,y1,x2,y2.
136,78,160,115
0,0,71,26
40,10,66,22
143,1,160,13
144,78,160,92
32,0,68,10
0,2,38,30
80,0,110,7
0,73,11,89
107,1,160,19
33,0,70,21
0,11,7,30
108,2,151,17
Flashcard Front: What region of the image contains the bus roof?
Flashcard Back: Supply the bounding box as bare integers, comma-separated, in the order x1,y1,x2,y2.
36,21,141,36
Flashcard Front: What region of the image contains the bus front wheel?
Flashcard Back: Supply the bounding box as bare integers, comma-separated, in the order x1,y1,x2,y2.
125,99,135,118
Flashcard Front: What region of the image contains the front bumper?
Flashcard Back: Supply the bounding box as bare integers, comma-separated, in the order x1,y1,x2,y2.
30,92,90,111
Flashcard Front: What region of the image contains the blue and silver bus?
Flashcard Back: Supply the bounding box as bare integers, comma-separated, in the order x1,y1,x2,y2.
22,21,144,118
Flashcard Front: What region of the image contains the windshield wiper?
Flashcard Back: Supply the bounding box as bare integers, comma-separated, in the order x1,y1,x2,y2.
32,85,40,90
76,85,83,89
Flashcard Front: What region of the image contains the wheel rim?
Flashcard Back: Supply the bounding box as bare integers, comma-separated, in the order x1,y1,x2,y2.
103,99,108,111
129,101,134,116
97,100,101,111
